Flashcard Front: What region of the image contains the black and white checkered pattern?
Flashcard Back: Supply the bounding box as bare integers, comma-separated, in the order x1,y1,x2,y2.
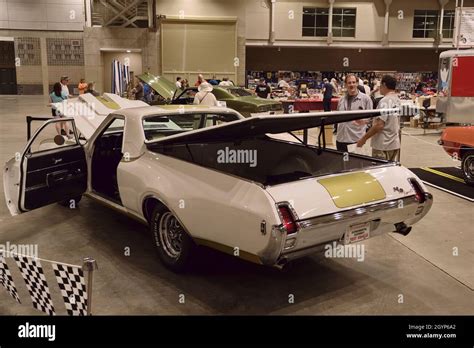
0,253,21,304
52,263,88,316
14,255,55,315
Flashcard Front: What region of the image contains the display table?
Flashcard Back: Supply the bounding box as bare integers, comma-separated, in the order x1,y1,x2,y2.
281,98,339,113
283,98,336,145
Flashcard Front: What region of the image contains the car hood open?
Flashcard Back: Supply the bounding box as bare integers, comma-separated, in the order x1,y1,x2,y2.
148,109,398,146
137,72,177,100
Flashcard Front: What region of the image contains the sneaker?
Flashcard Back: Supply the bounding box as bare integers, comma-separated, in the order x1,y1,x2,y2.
60,129,67,136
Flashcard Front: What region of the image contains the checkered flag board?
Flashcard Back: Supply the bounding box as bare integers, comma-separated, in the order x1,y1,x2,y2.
0,253,21,304
52,263,88,316
14,255,55,315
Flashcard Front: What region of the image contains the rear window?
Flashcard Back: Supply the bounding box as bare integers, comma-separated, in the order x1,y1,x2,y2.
227,88,253,97
142,113,240,141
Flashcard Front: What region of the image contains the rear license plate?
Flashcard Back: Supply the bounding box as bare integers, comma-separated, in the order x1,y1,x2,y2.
344,222,370,244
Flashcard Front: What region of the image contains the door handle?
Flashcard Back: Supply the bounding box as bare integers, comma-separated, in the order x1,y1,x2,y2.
46,170,69,187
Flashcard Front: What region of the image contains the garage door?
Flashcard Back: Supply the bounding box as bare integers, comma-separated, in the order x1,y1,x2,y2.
161,20,237,85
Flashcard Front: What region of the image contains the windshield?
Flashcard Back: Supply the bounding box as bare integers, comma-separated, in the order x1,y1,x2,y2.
142,113,240,142
226,88,253,97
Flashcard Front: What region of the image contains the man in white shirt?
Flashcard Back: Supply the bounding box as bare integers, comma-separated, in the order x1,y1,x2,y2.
60,76,71,97
336,74,373,152
363,80,371,95
175,77,182,89
277,77,290,89
193,82,218,106
357,74,401,161
218,77,233,87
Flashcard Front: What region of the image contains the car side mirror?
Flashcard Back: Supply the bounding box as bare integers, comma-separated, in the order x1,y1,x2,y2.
54,135,65,146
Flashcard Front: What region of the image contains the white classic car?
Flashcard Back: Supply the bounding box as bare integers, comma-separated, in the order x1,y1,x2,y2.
4,93,433,272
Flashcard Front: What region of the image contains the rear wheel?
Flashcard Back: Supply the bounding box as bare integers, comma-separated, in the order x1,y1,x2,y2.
461,150,474,186
150,206,195,272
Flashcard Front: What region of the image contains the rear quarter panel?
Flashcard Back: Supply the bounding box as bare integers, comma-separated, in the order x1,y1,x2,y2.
117,151,281,257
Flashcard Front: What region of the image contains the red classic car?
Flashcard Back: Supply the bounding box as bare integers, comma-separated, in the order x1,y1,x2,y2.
439,126,474,186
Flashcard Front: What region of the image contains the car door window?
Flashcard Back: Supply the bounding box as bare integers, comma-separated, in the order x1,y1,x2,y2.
28,119,79,154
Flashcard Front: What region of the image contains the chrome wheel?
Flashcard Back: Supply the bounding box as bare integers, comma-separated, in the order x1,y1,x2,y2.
158,212,183,259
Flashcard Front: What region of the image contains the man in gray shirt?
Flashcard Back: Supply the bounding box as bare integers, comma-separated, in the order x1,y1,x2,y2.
336,74,373,152
357,74,401,161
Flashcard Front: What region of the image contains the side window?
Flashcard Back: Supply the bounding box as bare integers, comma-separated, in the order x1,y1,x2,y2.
95,117,125,151
29,119,79,154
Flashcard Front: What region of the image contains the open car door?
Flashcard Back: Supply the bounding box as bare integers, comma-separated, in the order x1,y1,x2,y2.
4,118,87,216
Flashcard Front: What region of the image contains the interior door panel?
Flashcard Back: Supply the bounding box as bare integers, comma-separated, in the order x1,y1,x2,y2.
22,145,87,210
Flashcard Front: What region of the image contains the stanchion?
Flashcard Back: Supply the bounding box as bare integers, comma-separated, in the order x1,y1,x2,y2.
82,257,98,316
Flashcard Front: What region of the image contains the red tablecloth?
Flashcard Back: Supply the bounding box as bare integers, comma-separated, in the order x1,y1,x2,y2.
282,98,339,112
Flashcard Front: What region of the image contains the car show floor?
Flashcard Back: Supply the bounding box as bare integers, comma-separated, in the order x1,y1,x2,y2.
0,96,473,315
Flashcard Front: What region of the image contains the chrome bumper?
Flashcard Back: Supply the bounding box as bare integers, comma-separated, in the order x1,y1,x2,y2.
259,193,433,266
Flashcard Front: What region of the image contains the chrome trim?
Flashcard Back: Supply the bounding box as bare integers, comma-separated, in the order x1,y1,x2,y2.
259,224,285,265
298,195,423,230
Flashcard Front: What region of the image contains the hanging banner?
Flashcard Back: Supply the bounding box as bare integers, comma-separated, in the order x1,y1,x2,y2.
0,253,21,304
52,263,88,316
455,7,474,47
14,255,55,315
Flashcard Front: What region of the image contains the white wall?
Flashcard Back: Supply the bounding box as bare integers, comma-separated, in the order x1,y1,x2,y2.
0,0,85,31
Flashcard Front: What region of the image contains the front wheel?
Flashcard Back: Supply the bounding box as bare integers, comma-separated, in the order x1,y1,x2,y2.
461,150,474,186
150,206,195,272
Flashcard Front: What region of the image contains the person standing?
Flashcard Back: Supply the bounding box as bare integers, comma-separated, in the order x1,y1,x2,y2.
175,77,182,89
322,78,333,112
277,77,290,89
78,78,88,95
255,78,271,99
49,82,70,136
132,77,144,101
87,82,99,96
363,80,371,95
60,76,71,97
336,74,373,152
193,82,218,106
219,77,234,87
357,75,401,161
194,74,205,87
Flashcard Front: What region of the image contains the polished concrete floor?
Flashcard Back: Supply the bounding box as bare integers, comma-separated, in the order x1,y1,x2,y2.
0,95,472,315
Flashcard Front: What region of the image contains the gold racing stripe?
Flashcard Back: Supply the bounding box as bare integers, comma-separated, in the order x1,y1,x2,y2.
318,172,386,209
420,167,465,184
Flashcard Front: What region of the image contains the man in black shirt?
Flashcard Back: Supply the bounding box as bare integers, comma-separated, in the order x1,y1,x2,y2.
322,78,333,112
256,78,271,99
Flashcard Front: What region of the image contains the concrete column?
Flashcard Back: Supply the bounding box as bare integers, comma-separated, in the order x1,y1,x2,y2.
327,0,335,44
40,37,49,97
382,0,392,46
85,0,92,27
270,0,276,43
438,0,450,43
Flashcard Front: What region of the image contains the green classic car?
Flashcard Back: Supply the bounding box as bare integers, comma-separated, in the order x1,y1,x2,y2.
137,72,282,117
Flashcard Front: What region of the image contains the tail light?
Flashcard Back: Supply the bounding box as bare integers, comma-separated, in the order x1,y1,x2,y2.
408,178,426,203
278,205,298,234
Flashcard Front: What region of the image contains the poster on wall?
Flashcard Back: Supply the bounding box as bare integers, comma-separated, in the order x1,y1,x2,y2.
438,57,451,97
454,7,474,47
